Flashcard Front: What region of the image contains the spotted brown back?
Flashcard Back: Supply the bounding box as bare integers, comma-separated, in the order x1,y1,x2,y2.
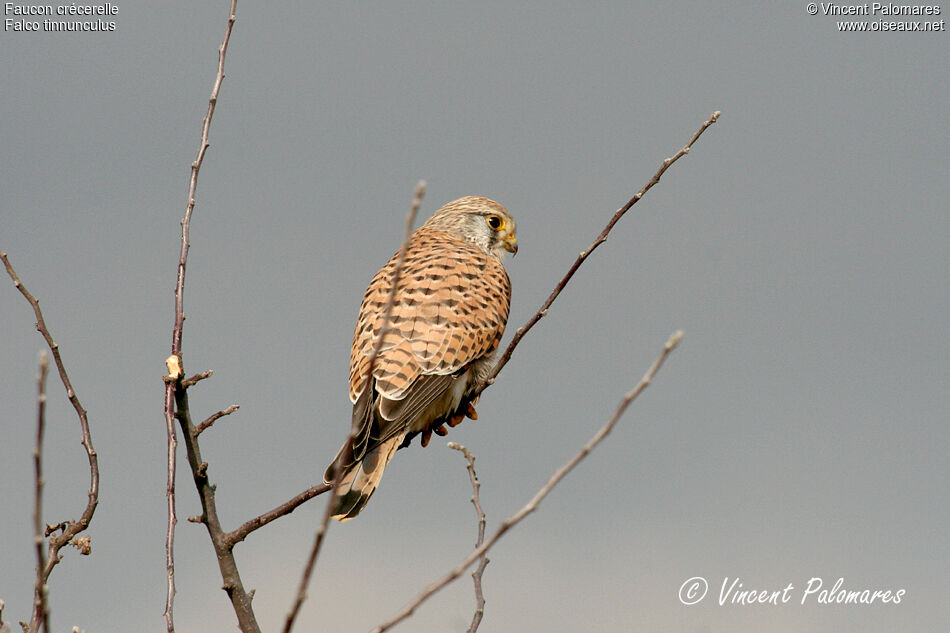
349,228,511,403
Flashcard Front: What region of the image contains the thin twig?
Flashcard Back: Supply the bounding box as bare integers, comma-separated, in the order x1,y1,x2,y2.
225,483,332,547
162,2,239,632
195,404,240,436
279,482,337,633
476,111,720,396
33,352,50,633
182,369,214,388
1,252,100,633
282,180,425,633
448,443,489,633
370,331,684,633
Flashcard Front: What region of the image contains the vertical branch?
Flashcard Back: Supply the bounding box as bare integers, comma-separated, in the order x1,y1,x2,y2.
173,385,260,633
163,357,179,633
32,352,51,633
282,180,426,633
1,252,100,633
171,0,237,356
448,443,489,633
163,2,239,632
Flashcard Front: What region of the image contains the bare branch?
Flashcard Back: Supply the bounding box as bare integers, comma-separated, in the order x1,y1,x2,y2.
279,489,336,633
282,180,426,633
447,443,488,633
169,0,238,358
1,252,100,633
476,111,720,395
162,369,179,633
162,2,239,632
371,330,684,633
32,352,50,633
173,379,260,632
195,404,240,436
225,483,332,547
181,369,214,388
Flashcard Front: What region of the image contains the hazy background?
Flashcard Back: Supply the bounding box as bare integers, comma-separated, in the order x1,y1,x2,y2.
2,2,947,632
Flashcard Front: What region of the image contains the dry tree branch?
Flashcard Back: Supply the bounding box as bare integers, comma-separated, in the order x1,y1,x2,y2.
195,404,240,436
169,0,238,357
162,369,180,633
447,443,489,633
282,181,426,633
172,378,260,632
279,471,338,633
476,111,720,396
1,252,100,633
32,352,50,633
162,1,239,632
225,483,332,547
370,330,684,633
182,369,214,388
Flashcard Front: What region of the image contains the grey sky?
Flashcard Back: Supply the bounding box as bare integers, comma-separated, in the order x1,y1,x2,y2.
2,2,947,632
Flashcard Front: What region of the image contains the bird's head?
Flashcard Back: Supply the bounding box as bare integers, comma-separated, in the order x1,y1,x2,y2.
423,196,518,261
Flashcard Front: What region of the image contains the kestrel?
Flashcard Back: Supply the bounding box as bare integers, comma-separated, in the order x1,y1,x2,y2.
325,196,518,521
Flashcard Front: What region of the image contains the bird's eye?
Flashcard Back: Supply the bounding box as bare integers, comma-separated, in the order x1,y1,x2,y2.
486,215,504,231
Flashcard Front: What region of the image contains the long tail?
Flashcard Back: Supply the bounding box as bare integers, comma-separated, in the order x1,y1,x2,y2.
325,434,403,522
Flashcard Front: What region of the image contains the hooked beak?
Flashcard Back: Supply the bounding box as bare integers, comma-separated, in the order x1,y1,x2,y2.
503,234,518,255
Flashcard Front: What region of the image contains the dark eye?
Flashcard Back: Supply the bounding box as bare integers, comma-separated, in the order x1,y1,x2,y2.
486,215,504,230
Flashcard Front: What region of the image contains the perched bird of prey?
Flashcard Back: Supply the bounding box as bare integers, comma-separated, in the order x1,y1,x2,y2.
325,196,518,521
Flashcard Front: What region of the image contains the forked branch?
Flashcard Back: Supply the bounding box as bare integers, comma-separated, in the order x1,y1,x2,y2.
371,330,684,633
32,352,50,633
1,252,100,633
448,443,489,633
162,1,240,632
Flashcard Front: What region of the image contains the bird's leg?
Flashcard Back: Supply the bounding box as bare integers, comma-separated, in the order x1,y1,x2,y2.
448,402,478,428
421,421,450,447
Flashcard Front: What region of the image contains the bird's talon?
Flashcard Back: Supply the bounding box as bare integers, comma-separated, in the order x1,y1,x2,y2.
465,403,478,420
447,412,465,427
421,429,432,447
433,424,448,436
